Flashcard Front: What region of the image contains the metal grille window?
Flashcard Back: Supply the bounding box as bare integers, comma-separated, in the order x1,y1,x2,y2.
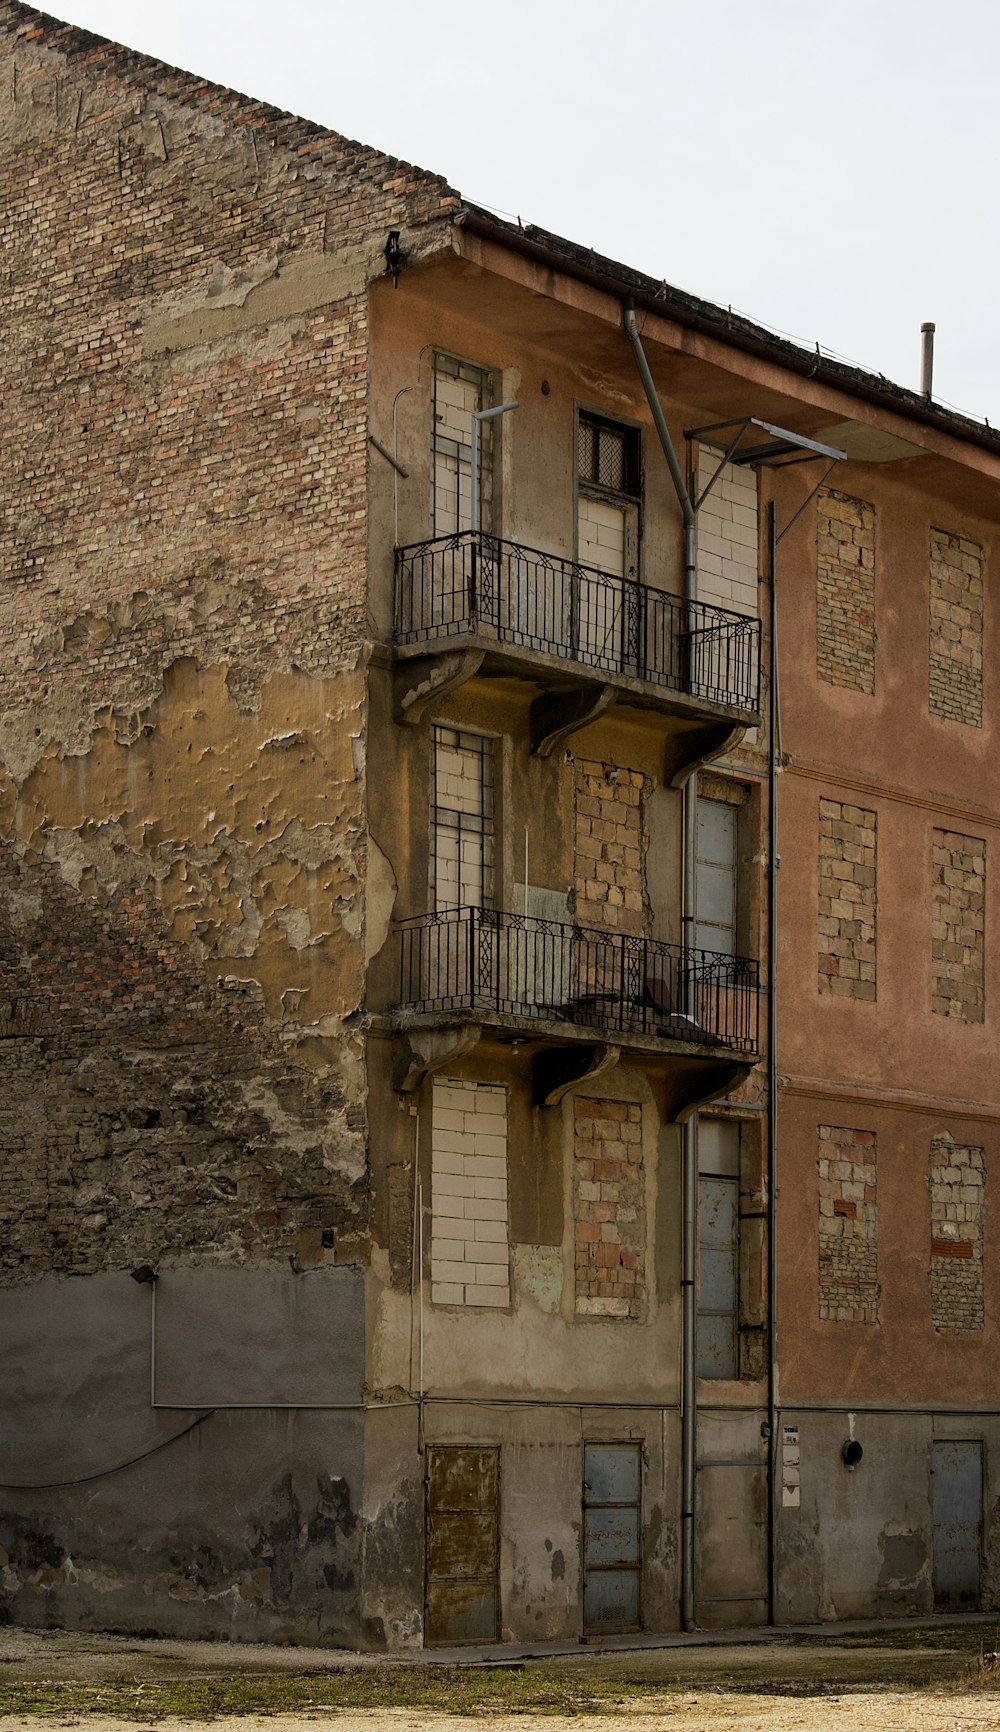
431,726,495,911
578,413,639,498
696,1118,740,1380
433,354,492,536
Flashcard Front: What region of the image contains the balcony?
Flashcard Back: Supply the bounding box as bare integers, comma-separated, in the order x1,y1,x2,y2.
393,906,759,1059
393,533,760,761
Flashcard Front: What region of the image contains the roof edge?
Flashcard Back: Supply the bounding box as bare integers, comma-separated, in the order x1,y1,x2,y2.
458,206,1000,462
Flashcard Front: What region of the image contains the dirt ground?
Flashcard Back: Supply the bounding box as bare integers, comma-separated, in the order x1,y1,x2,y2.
1,1621,998,1730
2,1703,1000,1732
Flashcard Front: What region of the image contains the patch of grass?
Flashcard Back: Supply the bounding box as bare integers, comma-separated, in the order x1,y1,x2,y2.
0,1649,992,1721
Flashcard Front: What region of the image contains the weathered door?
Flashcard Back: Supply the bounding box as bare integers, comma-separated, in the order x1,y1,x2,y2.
932,1439,982,1609
582,1442,642,1633
425,1446,500,1644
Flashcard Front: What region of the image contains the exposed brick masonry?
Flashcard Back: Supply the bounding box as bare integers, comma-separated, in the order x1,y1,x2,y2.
816,490,876,693
929,1132,984,1331
818,799,876,1000
817,1126,879,1324
931,829,985,1023
573,1098,646,1320
573,759,649,935
929,529,984,727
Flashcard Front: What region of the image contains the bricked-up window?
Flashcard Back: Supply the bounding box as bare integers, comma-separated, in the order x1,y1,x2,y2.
817,1125,880,1324
931,829,985,1023
573,758,649,935
433,353,492,536
430,1079,509,1309
816,489,876,693
431,726,495,911
929,1131,985,1332
694,798,737,955
695,449,759,619
818,799,877,1000
573,1096,646,1320
929,529,984,728
696,1118,739,1377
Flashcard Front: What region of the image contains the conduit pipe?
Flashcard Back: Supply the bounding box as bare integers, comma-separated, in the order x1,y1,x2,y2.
623,303,699,1630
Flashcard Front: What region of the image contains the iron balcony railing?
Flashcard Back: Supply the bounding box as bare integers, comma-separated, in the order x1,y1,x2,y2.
395,531,760,713
395,907,759,1055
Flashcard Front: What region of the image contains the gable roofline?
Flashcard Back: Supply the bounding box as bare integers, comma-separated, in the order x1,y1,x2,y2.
0,1,459,204
458,205,1000,464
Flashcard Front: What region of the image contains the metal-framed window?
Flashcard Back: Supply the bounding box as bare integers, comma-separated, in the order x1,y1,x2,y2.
696,1117,740,1380
578,411,640,501
433,353,492,536
431,725,496,911
694,797,738,956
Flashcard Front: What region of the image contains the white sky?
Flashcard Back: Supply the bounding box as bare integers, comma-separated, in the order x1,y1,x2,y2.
40,0,1000,425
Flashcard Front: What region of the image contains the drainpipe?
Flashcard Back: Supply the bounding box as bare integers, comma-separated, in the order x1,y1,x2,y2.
766,501,779,1625
623,304,699,1629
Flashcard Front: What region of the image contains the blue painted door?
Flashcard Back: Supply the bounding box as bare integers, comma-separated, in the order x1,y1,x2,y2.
932,1439,982,1609
583,1442,642,1633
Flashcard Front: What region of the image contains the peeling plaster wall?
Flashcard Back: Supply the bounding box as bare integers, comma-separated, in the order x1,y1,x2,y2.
0,3,456,1642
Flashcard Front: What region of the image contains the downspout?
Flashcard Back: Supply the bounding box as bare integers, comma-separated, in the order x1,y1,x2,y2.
766,502,779,1624
623,303,699,1630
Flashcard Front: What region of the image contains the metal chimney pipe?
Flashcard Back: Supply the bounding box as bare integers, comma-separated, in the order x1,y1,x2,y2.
921,322,936,399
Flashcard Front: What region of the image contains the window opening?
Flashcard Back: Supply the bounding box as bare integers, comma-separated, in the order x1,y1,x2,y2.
696,1118,739,1380
431,726,495,911
433,354,491,536
694,798,737,955
576,411,640,669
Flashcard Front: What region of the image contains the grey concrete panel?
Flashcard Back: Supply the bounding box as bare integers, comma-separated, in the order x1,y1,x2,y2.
153,1266,364,1407
0,1272,367,1645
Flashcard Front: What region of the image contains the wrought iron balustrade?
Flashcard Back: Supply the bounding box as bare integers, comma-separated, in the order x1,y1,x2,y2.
395,531,760,713
395,906,759,1055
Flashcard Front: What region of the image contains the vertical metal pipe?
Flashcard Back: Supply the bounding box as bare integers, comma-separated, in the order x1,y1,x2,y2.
920,322,936,400
622,303,700,1628
766,500,779,1625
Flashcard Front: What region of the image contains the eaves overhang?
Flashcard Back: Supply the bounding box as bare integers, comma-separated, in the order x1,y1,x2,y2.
456,205,1000,467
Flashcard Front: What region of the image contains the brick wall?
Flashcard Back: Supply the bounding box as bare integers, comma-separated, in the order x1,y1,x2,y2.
816,490,876,693
818,799,877,1000
931,829,985,1023
573,1097,646,1320
573,759,649,934
817,1126,879,1324
0,10,457,1283
929,529,984,727
430,1079,510,1308
695,451,758,617
929,1132,984,1331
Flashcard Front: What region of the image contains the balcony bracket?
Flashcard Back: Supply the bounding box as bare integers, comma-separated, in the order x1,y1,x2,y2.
530,683,616,758
394,649,485,727
394,1022,482,1093
532,1041,621,1109
666,723,746,787
666,1060,749,1123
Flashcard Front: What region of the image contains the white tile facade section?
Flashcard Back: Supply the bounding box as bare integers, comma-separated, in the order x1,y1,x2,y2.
696,450,759,617
431,1079,510,1308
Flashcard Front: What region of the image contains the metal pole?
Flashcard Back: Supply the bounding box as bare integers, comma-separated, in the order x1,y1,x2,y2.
920,322,936,400
766,500,779,1626
622,302,699,1629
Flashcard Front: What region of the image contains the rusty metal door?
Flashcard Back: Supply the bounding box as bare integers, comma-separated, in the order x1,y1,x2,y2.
425,1446,500,1644
932,1440,982,1609
583,1442,642,1633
